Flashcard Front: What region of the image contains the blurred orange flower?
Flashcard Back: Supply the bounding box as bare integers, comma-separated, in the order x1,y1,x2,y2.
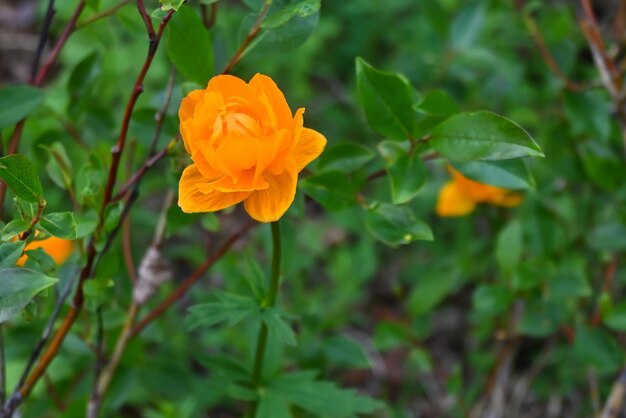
436,166,523,217
178,74,327,223
16,236,74,266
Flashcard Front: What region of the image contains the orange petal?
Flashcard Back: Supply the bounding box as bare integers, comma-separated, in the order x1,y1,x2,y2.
490,192,523,207
249,73,293,129
436,181,476,217
244,169,297,223
178,164,250,213
292,127,327,172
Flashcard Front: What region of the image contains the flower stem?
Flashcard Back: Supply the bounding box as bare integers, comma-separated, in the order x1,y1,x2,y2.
250,221,282,415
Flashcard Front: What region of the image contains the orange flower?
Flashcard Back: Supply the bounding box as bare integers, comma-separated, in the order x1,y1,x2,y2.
177,74,327,223
16,236,74,266
436,166,523,217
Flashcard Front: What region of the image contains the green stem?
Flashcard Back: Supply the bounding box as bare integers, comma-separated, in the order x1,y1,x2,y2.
250,221,281,416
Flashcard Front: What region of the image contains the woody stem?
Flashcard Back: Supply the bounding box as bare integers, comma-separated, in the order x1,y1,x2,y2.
250,221,282,415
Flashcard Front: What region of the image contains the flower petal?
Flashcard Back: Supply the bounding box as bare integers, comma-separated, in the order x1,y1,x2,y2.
436,181,476,217
179,164,250,213
249,73,293,129
244,170,297,223
292,127,327,172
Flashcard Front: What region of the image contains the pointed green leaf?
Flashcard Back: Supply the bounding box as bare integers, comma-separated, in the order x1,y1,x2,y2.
0,268,58,323
430,111,543,161
38,212,78,240
450,159,535,190
0,241,25,268
317,143,374,173
365,203,433,247
356,57,416,141
378,141,426,204
0,85,45,130
0,154,44,204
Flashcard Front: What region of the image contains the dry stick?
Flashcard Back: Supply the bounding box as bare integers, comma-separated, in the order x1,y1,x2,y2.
514,0,587,92
601,368,626,418
222,1,271,74
75,0,131,29
588,367,601,418
131,221,256,337
578,0,626,159
30,0,56,83
2,7,175,417
201,2,218,29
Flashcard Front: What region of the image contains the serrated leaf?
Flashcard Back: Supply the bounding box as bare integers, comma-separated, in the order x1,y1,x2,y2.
365,203,432,247
0,85,45,130
166,5,213,85
186,292,259,331
356,58,416,141
267,371,384,417
263,308,297,346
0,268,58,323
430,111,543,161
38,212,78,240
0,154,44,204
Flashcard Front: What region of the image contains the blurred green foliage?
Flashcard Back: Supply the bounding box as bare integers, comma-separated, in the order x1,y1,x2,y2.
1,0,626,417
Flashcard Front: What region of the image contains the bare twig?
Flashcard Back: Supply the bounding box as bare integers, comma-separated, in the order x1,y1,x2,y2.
600,367,626,418
591,254,619,326
30,0,56,83
589,367,601,418
514,0,587,91
200,2,218,29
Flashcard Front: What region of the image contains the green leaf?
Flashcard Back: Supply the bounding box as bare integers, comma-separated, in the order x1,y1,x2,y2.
242,0,321,58
42,142,73,191
518,299,566,337
408,268,458,316
0,241,25,268
103,201,123,232
415,90,460,117
365,203,433,247
166,5,213,86
378,141,426,204
38,212,78,240
262,308,297,346
473,284,512,317
574,326,622,373
356,57,416,141
495,220,523,273
299,171,357,210
0,154,44,204
257,392,293,418
547,256,591,299
430,111,543,161
0,268,58,323
267,371,384,417
0,85,45,130
160,0,185,11
185,291,259,331
317,143,374,173
1,219,30,241
604,302,626,331
450,159,535,190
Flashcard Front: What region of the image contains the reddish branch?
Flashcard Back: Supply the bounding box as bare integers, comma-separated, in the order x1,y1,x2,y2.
131,221,255,337
222,1,270,74
1,6,175,416
514,0,586,91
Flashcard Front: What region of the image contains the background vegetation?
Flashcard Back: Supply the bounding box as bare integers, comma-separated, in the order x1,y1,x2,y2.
1,0,626,417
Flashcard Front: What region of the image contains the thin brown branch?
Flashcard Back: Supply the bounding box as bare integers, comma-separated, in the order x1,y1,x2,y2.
76,0,131,29
2,8,175,416
111,145,170,203
131,221,256,337
201,3,218,29
30,0,56,83
514,0,587,92
222,1,270,74
600,367,626,418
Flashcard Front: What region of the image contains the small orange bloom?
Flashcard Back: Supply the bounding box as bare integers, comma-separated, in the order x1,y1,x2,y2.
16,236,74,266
177,74,327,223
436,166,523,217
